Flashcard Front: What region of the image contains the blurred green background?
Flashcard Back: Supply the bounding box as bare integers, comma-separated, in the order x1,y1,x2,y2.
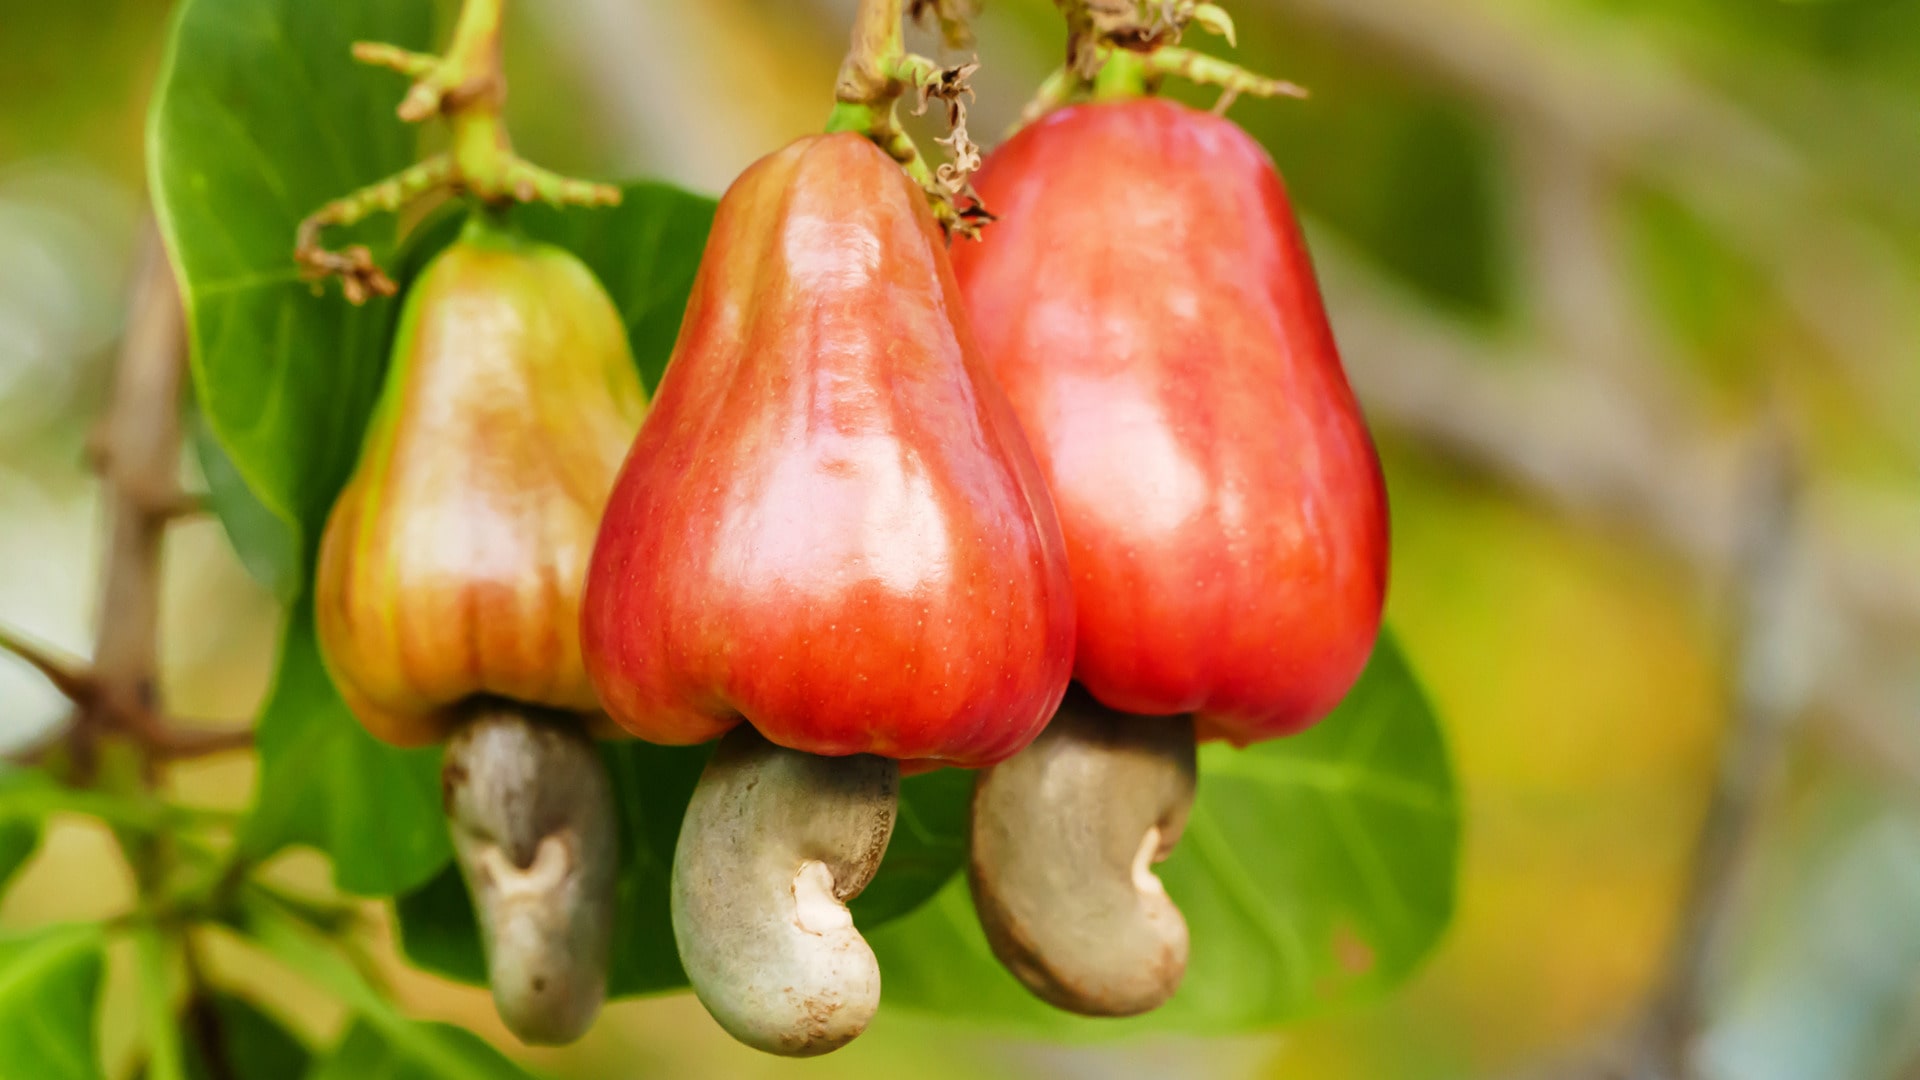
3,0,1918,1077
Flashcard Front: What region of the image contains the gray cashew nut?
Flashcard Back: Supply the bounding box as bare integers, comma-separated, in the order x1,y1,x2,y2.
671,723,899,1057
968,691,1198,1016
442,702,617,1046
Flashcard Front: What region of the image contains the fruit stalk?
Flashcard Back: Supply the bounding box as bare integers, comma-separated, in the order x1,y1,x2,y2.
294,0,618,301
825,0,988,235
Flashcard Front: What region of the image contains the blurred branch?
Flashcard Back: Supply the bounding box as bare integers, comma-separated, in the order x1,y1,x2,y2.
531,0,830,192
1324,243,1920,794
1633,435,1803,1080
1279,0,1920,459
0,627,96,705
0,225,251,778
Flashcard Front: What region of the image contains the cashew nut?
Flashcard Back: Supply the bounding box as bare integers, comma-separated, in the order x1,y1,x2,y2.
968,691,1198,1016
442,702,617,1045
671,724,899,1056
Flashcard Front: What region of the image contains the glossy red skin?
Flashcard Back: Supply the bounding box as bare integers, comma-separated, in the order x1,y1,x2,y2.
582,133,1074,767
950,99,1388,745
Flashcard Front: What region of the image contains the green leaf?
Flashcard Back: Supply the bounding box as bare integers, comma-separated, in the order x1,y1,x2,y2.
390,865,484,987
233,890,532,1080
869,630,1460,1036
851,766,974,925
0,924,106,1079
191,413,300,602
149,0,434,538
396,741,970,997
0,768,47,898
0,819,36,900
305,1021,530,1080
183,994,311,1080
239,600,448,897
504,187,716,391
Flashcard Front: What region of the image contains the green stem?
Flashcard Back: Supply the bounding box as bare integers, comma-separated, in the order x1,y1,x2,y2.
829,0,913,127
1146,46,1307,103
843,0,905,78
434,0,521,200
445,0,504,66
823,100,880,137
1092,48,1150,101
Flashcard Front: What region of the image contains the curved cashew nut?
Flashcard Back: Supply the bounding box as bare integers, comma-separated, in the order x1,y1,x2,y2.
443,702,618,1045
672,724,899,1057
968,691,1197,1016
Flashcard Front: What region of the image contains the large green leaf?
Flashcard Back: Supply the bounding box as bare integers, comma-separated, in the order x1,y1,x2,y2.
851,765,974,925
0,925,106,1079
149,0,434,543
869,631,1460,1036
395,743,971,996
239,599,448,897
149,0,450,899
191,413,300,603
0,820,37,902
503,188,716,391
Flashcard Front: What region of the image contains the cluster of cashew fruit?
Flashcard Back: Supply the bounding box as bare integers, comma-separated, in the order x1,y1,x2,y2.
308,0,1385,1059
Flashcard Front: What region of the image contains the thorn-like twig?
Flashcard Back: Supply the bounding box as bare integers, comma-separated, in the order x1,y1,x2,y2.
0,626,96,705
153,491,212,523
294,156,455,304
12,222,258,779
145,724,255,763
298,0,620,299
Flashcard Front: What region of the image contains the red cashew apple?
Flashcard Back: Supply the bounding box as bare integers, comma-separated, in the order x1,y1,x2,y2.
953,98,1390,1015
581,132,1074,1055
